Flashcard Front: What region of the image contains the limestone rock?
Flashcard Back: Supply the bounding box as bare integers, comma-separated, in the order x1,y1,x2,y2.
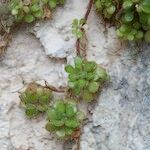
33,0,88,59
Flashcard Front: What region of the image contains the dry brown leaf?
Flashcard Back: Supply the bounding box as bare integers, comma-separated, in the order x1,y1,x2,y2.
0,33,10,56
79,31,88,59
23,0,31,5
43,5,51,19
71,129,81,140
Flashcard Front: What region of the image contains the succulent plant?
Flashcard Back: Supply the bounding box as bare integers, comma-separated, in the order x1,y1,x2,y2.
65,57,110,102
9,0,65,23
45,100,84,139
95,0,150,42
20,83,53,118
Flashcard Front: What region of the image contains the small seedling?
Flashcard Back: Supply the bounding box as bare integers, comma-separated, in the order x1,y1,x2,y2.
72,18,86,39
45,100,84,139
20,83,53,118
65,57,110,102
95,0,150,42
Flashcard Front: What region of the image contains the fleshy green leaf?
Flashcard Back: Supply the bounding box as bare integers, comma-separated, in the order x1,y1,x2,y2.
37,105,47,112
141,0,150,13
51,120,64,127
84,61,97,72
77,79,86,88
31,4,40,12
25,92,38,104
24,14,35,23
65,128,73,135
106,5,116,15
88,82,99,93
94,67,108,81
65,119,79,128
123,0,133,9
23,6,30,13
144,30,150,42
74,57,83,70
39,95,49,104
124,12,134,22
45,122,57,132
82,90,93,102
86,73,95,80
72,19,78,27
135,31,144,39
34,10,43,18
47,108,58,121
66,103,77,117
73,86,80,95
49,0,57,8
54,101,66,114
56,129,66,138
11,9,18,15
65,65,75,73
76,111,85,121
25,104,38,118
42,0,48,4
68,81,76,89
69,74,78,81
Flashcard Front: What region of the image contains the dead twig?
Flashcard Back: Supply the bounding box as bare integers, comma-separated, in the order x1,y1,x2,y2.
44,81,66,93
0,32,11,56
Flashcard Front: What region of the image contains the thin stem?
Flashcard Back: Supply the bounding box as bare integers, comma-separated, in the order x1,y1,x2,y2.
76,0,94,57
76,135,80,150
76,39,80,56
84,0,94,23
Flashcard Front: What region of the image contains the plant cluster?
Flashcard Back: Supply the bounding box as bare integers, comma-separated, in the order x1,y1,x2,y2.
19,83,85,139
95,0,150,42
9,0,65,23
65,57,110,102
45,101,84,139
20,83,53,118
19,57,109,139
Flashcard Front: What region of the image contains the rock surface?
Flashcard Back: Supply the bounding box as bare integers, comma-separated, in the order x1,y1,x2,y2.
0,28,66,150
33,0,88,59
0,0,150,150
81,43,150,150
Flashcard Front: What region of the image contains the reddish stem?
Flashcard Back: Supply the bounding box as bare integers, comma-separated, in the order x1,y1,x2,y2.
76,0,94,56
84,0,94,23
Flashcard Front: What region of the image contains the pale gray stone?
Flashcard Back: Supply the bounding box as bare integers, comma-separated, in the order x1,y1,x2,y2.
80,44,150,150
33,0,88,59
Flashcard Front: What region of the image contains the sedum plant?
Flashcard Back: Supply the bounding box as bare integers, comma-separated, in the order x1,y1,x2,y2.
20,83,53,118
9,0,65,23
65,57,110,102
95,0,150,42
45,100,84,139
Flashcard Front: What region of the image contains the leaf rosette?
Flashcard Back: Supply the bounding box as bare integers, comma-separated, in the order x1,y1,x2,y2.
65,57,110,102
45,100,84,139
20,83,53,118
